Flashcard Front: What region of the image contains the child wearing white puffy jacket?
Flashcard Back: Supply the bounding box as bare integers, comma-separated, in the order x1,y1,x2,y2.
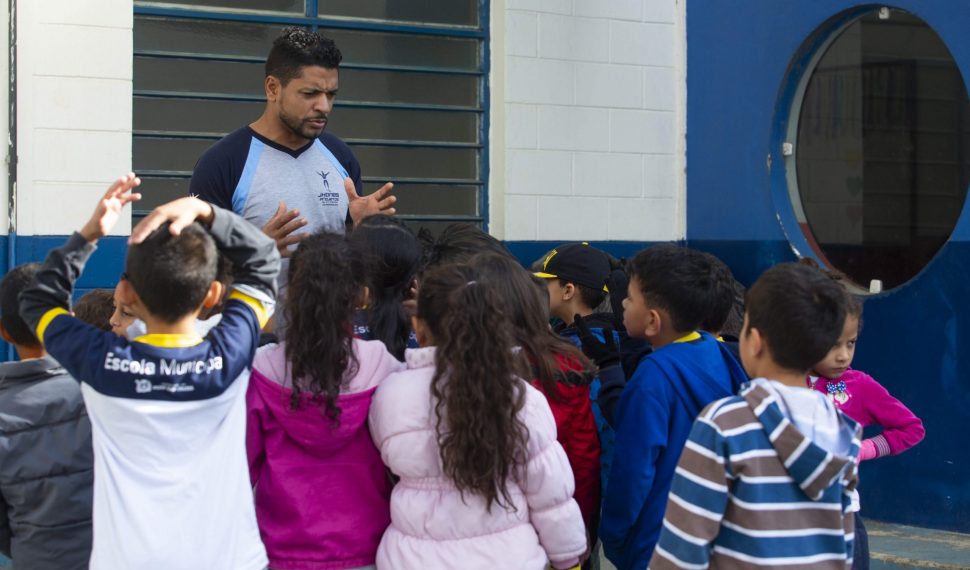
369,262,588,570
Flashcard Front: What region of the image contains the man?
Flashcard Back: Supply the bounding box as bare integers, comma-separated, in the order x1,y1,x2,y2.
190,27,396,257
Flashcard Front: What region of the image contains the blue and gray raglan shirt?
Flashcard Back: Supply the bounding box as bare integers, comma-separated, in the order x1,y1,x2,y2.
19,206,280,570
189,127,363,234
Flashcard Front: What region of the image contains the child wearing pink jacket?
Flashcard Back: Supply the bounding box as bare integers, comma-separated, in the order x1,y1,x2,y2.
808,292,924,570
246,233,405,570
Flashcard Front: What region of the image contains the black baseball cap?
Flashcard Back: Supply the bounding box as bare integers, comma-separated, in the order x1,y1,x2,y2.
534,242,610,292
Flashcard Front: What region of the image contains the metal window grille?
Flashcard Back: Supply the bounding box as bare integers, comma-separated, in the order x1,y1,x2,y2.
132,0,489,232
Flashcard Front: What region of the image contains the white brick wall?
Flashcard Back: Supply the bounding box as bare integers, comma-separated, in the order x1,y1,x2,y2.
13,0,134,236
491,0,685,242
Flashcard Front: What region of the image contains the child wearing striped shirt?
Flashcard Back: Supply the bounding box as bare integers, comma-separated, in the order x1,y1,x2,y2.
650,262,862,570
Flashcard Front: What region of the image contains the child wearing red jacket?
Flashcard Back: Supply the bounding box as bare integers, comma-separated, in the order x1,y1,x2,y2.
473,254,601,547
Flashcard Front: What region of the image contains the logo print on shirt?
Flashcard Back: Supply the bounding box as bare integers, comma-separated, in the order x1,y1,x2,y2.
134,379,152,394
317,170,341,207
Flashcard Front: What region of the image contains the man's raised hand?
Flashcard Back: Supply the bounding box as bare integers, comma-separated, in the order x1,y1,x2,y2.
345,177,396,226
262,200,308,258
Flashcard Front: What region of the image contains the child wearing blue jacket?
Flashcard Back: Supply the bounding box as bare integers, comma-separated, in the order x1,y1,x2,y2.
600,245,746,570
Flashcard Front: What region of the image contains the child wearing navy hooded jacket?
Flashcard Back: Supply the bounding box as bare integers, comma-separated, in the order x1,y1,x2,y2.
599,245,746,570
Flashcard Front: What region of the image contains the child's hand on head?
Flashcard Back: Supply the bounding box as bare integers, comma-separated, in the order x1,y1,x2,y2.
80,173,142,243
129,197,215,245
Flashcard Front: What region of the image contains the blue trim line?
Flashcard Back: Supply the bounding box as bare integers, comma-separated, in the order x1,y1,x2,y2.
312,139,350,178
232,138,264,215
133,5,486,38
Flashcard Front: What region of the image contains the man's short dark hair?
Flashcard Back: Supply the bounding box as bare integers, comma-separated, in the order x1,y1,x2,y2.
628,244,736,333
745,262,847,372
266,27,342,85
0,263,41,347
125,222,218,324
74,289,115,332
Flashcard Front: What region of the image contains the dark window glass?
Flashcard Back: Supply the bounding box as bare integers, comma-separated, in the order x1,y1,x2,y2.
349,145,478,181
319,0,478,27
794,11,970,289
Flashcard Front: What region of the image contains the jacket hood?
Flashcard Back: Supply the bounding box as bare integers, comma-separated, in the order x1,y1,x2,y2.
250,340,404,453
555,311,622,336
742,382,861,501
0,356,67,386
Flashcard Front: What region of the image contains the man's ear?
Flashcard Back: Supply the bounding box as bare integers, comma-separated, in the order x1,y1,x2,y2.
265,76,281,102
201,281,226,310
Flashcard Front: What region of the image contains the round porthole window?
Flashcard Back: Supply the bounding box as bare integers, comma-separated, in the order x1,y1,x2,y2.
787,8,970,290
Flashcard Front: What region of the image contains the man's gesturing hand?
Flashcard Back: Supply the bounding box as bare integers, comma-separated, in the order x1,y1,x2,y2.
262,200,309,258
345,177,396,226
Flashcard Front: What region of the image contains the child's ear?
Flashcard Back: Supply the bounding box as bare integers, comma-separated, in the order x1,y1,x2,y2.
561,283,576,301
0,322,12,344
411,316,433,346
359,286,370,309
643,308,662,338
201,281,225,309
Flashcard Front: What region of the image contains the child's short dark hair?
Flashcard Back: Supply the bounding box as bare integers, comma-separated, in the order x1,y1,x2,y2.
74,289,115,332
557,278,607,310
0,263,41,347
266,27,342,85
125,222,218,323
417,223,514,273
745,262,848,372
628,244,736,333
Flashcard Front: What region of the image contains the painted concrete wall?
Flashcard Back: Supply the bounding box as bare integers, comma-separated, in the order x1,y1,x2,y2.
491,0,685,243
12,0,134,238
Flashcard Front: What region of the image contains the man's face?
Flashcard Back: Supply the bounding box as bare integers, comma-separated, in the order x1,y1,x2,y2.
274,65,339,141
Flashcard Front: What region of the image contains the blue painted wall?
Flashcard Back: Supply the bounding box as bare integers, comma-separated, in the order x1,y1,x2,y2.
0,236,128,358
687,1,970,532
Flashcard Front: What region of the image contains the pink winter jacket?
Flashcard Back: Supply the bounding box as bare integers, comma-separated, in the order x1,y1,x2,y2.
368,347,588,570
246,340,405,570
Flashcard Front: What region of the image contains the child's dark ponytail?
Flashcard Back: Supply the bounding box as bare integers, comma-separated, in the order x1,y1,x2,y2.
349,216,422,360
284,232,363,424
418,264,530,512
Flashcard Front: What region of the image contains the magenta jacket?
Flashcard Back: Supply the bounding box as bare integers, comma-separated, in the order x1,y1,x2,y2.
808,368,925,459
246,340,405,570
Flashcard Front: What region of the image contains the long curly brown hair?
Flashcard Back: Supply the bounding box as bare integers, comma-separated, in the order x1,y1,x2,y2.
470,253,594,399
418,263,530,512
284,232,362,424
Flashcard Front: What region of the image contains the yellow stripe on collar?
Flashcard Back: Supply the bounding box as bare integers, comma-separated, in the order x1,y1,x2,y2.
672,331,702,344
36,307,69,345
133,334,204,348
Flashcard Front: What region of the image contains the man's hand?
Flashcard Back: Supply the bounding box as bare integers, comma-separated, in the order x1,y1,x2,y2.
80,173,142,244
262,200,308,258
345,177,396,226
129,196,215,245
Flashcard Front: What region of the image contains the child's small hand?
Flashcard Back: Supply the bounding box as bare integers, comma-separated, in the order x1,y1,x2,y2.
129,197,215,245
80,173,142,243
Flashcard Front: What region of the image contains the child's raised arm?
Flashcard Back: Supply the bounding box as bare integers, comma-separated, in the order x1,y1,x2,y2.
20,174,141,344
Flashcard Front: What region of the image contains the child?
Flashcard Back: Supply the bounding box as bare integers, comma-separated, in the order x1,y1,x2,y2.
0,264,93,569
650,262,862,569
19,174,279,569
108,275,136,337
247,231,404,570
74,288,115,331
348,215,422,359
600,244,747,570
368,263,588,570
473,253,601,545
535,243,623,497
808,291,925,569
